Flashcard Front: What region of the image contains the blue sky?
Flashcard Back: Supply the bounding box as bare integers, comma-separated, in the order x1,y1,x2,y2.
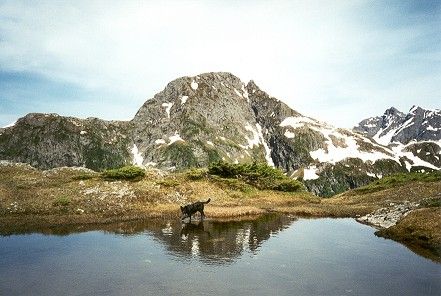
0,0,440,128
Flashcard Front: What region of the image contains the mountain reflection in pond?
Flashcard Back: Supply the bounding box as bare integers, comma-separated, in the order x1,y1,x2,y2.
155,215,294,264
1,215,440,296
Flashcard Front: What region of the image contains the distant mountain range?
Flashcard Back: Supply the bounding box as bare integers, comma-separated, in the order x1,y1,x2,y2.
354,106,440,146
0,72,439,196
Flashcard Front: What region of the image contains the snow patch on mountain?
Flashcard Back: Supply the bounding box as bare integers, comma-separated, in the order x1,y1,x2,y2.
280,116,318,129
168,132,184,145
308,124,397,164
162,102,173,118
180,96,188,105
284,130,295,138
373,128,396,146
234,88,243,98
241,84,249,101
243,122,261,149
303,166,319,180
391,142,439,171
131,144,144,166
256,123,274,166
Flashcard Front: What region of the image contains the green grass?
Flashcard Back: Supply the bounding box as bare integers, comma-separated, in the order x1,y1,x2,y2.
101,165,145,180
208,161,305,192
353,171,441,194
419,197,441,208
185,168,208,180
72,173,96,180
210,175,255,193
156,179,180,187
53,196,71,207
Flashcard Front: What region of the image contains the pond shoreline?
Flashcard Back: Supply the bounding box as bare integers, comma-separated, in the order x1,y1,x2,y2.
1,208,440,263
1,164,439,262
2,216,439,296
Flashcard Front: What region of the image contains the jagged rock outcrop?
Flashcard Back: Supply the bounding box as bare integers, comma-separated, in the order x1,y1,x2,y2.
1,72,439,196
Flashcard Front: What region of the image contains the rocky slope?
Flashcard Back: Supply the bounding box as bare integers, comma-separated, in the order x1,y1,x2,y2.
1,72,440,196
0,113,132,170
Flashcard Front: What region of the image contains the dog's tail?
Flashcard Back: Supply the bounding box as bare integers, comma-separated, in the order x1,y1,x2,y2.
204,198,211,204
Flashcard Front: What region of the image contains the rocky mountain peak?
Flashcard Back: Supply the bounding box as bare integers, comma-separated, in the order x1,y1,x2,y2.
384,107,404,117
130,72,272,169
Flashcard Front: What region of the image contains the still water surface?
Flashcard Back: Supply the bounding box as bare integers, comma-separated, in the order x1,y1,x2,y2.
0,215,440,296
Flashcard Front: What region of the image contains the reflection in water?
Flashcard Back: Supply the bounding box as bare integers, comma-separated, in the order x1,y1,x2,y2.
1,214,296,265
1,216,440,296
107,214,297,265
156,215,296,264
1,213,439,263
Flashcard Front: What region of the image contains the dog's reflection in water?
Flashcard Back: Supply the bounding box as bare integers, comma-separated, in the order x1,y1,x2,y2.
180,221,205,238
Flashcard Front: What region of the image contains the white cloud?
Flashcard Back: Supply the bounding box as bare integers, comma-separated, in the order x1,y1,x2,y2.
0,1,439,127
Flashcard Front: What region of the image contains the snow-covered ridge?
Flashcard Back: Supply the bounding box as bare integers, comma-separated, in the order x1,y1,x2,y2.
280,115,396,163
280,113,440,172
355,106,441,146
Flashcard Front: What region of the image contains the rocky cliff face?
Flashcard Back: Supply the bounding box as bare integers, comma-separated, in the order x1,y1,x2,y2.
0,113,132,170
1,72,439,196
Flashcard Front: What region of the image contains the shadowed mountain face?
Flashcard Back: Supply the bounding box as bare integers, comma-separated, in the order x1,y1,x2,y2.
0,72,439,196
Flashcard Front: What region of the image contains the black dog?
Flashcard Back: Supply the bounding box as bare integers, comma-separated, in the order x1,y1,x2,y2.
180,198,211,222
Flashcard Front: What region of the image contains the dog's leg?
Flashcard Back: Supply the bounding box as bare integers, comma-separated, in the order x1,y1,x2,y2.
200,210,205,220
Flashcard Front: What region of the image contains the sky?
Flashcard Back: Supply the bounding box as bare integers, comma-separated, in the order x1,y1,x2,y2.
0,0,440,128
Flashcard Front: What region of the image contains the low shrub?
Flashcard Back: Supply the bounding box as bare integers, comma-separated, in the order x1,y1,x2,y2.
101,165,145,180
208,161,304,192
271,179,304,192
156,178,180,187
185,168,208,180
210,175,254,193
420,198,441,208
